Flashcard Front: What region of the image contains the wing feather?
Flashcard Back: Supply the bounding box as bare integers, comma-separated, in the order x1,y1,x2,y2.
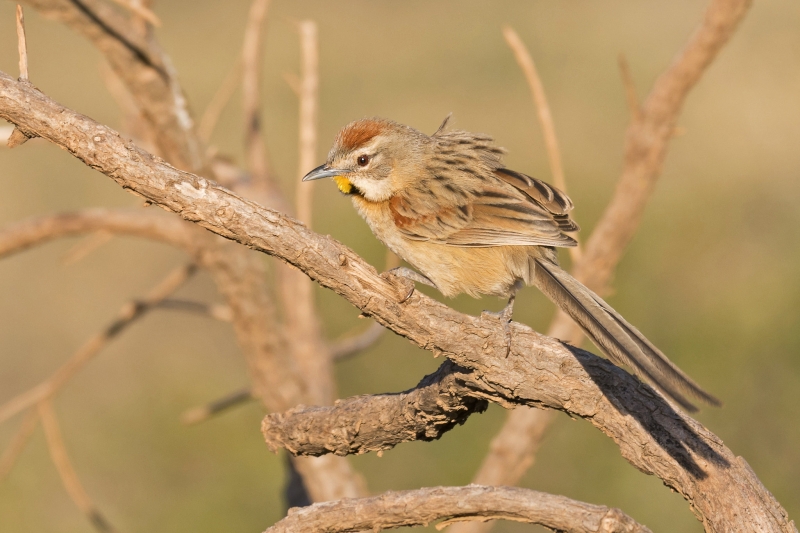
388,134,579,248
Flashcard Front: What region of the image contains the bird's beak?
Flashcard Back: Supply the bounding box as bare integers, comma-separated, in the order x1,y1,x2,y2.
302,164,346,182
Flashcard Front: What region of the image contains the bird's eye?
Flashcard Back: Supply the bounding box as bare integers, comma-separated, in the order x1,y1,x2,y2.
357,155,369,167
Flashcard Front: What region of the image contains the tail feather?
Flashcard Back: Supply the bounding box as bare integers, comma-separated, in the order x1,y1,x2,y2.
532,258,720,412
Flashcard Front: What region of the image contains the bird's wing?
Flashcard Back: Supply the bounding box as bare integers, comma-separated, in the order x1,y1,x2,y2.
389,168,579,248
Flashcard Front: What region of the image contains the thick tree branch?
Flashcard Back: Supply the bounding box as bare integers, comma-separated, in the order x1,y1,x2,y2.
463,0,755,517
16,0,364,501
264,485,652,533
262,361,488,456
0,71,793,531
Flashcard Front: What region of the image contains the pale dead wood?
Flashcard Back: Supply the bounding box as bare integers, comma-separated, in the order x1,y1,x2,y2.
0,264,196,424
181,387,254,425
618,54,642,122
38,400,118,533
0,71,793,532
198,58,243,143
16,5,28,80
8,4,33,148
459,1,754,519
277,18,334,406
262,361,487,456
265,485,651,533
108,0,160,27
0,408,39,482
242,0,272,187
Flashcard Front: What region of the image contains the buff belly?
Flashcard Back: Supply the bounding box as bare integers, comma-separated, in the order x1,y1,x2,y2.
352,197,541,298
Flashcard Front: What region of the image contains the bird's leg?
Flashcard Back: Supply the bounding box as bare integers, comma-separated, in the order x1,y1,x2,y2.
383,267,436,303
483,292,517,357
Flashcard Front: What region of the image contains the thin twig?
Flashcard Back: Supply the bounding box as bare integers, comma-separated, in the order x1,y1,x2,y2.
265,485,651,533
198,58,243,143
502,26,580,263
108,0,161,27
181,387,254,425
38,400,118,533
16,5,28,81
61,230,113,265
618,53,642,122
0,408,39,482
295,20,318,226
330,322,385,361
242,0,272,187
0,264,196,424
154,299,233,322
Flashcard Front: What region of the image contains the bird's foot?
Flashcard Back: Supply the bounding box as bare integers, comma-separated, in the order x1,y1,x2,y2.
482,295,516,357
382,267,436,303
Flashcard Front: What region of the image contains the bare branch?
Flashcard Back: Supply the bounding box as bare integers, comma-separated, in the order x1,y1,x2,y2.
462,1,756,517
262,361,487,456
265,485,651,533
295,19,318,226
16,5,28,80
61,230,113,265
181,387,254,425
330,322,385,361
154,299,233,322
198,58,242,143
502,25,578,263
242,0,272,187
0,264,196,424
38,400,118,533
501,27,565,194
0,65,793,530
17,0,365,501
0,408,39,482
617,54,642,122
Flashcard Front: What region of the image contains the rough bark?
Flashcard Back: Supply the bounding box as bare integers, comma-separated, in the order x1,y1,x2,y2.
0,72,793,532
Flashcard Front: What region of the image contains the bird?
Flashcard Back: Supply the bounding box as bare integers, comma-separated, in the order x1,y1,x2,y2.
303,115,720,412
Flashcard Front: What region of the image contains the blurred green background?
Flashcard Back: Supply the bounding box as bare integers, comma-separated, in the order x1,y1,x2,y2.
1,1,798,532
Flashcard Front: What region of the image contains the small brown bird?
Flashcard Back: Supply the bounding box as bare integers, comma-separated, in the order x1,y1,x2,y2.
303,116,719,411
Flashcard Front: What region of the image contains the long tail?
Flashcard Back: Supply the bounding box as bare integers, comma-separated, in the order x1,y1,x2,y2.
532,258,720,412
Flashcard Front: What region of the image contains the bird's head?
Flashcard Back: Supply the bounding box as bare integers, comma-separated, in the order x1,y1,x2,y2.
302,118,430,202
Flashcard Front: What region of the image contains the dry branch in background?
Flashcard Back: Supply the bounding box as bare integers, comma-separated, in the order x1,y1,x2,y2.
456,3,755,529
13,0,365,502
0,69,794,532
264,485,652,533
39,400,117,533
0,263,196,424
241,0,272,187
0,408,39,482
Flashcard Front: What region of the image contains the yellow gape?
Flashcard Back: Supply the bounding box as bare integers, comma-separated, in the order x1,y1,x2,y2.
333,175,353,194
